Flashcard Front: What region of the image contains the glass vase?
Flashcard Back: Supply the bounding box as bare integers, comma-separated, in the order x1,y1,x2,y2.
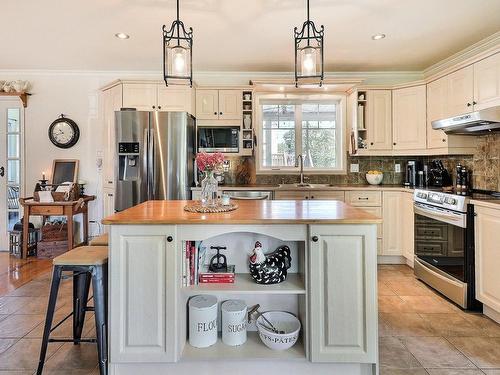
200,171,218,207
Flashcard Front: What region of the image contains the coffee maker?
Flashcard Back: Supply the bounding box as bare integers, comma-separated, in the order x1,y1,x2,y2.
405,160,421,187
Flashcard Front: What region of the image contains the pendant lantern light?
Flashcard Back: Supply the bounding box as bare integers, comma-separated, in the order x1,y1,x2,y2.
294,0,324,87
163,0,193,87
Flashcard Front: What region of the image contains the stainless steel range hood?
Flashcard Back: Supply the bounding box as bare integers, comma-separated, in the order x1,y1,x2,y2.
432,105,500,135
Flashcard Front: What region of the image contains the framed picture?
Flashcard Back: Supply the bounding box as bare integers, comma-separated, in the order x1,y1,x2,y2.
51,159,79,185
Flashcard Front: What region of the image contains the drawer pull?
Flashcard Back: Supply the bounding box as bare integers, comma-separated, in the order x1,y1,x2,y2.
358,197,369,200
167,236,173,242
312,236,318,242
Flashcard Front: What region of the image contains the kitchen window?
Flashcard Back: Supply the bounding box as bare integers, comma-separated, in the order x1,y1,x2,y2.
256,96,345,173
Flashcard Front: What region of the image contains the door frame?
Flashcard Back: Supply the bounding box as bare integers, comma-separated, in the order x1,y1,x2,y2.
0,98,26,251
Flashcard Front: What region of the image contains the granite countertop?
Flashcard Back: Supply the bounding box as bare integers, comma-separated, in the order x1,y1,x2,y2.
102,200,382,225
191,184,414,192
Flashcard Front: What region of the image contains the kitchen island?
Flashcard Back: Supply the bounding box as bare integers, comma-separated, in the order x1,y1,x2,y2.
102,200,381,375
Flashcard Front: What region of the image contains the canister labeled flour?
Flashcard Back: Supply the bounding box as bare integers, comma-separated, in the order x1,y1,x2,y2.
221,299,247,346
189,295,218,348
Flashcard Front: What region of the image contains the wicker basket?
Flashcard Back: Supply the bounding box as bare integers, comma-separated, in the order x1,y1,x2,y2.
34,183,80,202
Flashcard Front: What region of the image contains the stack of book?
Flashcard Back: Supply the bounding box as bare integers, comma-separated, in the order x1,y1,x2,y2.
182,241,236,285
199,265,235,284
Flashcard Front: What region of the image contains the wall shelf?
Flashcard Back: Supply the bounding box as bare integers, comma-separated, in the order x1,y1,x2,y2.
182,273,305,295
181,332,305,361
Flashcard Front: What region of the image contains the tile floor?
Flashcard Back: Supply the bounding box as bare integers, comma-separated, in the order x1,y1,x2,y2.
0,263,499,374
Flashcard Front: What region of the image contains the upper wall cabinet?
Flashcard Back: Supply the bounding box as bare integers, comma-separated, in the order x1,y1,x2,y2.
474,52,500,110
392,85,427,150
365,90,392,151
121,82,194,114
446,65,474,116
427,77,448,149
196,89,242,121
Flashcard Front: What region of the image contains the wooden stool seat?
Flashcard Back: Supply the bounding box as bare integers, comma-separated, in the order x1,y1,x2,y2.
53,246,108,266
89,233,108,246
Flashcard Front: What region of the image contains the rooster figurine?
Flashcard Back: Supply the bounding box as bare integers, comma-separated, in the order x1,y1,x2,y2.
249,241,291,284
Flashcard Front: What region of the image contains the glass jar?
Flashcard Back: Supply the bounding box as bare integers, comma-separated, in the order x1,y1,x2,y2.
200,170,218,207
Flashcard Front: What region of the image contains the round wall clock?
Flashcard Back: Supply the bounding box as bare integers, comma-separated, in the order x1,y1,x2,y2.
48,115,80,149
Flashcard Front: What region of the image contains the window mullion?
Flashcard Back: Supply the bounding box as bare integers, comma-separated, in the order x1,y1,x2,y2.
295,105,302,162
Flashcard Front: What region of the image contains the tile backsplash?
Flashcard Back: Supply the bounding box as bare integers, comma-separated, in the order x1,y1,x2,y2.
221,134,499,191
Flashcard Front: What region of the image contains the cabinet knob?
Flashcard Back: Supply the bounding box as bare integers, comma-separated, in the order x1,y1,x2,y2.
312,236,319,242
152,105,156,109
305,196,309,200
214,112,217,115
370,142,374,146
310,196,314,199
442,139,446,142
167,236,173,242
467,102,472,107
107,180,113,184
393,142,396,146
107,193,113,197
473,101,477,105
158,106,161,109
219,112,223,115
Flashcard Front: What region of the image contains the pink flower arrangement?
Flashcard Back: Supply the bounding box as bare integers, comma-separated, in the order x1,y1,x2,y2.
196,152,225,173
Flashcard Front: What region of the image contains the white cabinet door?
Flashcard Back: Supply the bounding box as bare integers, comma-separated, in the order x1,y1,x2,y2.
392,85,427,150
309,224,377,363
218,90,242,120
309,191,345,201
475,206,500,312
103,85,122,188
382,191,403,256
427,77,448,149
157,86,193,113
102,187,115,232
274,191,310,200
474,53,500,111
447,65,474,116
110,225,177,362
366,90,392,150
402,192,415,265
122,83,157,110
195,89,219,120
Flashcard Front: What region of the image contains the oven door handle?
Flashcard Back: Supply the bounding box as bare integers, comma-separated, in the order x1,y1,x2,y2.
414,204,466,228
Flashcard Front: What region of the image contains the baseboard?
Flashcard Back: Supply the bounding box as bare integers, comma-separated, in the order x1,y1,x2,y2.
377,255,406,264
483,305,500,324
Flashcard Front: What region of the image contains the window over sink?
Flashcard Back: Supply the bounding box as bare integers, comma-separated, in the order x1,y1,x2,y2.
256,94,345,174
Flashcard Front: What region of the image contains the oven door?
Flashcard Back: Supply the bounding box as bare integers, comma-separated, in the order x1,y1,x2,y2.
413,203,467,282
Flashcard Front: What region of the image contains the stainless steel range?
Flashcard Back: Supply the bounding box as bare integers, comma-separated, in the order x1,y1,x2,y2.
413,189,481,310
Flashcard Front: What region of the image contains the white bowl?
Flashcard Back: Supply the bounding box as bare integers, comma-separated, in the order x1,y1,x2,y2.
366,173,383,185
256,311,301,351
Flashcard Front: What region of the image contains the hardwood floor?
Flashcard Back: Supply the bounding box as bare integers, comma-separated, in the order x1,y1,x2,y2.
0,261,499,374
0,252,52,297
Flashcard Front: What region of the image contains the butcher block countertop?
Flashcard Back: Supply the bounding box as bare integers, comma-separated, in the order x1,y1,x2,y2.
102,200,382,225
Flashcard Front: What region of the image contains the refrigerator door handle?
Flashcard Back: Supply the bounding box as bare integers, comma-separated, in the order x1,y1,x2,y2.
149,128,155,200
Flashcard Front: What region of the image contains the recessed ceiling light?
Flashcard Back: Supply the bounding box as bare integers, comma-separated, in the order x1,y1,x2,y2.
371,33,386,40
115,33,130,40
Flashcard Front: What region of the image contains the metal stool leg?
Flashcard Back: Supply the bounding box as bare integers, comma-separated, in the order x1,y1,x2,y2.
73,271,91,345
37,266,63,375
92,265,108,375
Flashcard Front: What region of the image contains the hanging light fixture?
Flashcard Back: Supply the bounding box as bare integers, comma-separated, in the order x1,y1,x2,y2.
294,0,324,87
162,0,193,87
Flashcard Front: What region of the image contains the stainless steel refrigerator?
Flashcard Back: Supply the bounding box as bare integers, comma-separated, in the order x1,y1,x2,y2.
115,110,195,211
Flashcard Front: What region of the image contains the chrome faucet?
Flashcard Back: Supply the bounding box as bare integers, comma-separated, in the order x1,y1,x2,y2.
295,154,307,186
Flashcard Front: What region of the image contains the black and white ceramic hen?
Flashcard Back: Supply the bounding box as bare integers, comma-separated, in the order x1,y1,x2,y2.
249,241,291,284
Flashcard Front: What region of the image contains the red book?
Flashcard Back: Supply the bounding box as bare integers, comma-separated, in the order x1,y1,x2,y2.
199,277,235,284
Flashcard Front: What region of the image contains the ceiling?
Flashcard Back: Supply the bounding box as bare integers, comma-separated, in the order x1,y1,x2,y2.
3,0,500,72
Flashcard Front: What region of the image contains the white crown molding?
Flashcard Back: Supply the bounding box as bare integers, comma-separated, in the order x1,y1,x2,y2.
423,31,500,81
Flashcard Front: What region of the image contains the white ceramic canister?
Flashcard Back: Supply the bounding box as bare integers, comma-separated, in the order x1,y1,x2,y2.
189,295,218,348
221,299,247,346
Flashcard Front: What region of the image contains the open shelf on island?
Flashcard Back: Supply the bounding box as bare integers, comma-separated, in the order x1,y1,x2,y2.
181,332,305,361
182,273,305,295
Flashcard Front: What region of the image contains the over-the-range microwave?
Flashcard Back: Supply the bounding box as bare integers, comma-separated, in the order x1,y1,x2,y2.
197,126,239,153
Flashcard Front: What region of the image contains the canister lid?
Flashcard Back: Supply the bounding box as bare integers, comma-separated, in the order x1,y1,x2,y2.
221,299,246,313
189,295,217,310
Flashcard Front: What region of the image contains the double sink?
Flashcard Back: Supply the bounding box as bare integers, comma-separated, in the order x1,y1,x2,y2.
277,183,334,189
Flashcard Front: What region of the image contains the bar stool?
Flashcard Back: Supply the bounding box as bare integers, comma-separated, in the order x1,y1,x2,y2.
89,233,108,246
37,246,109,375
